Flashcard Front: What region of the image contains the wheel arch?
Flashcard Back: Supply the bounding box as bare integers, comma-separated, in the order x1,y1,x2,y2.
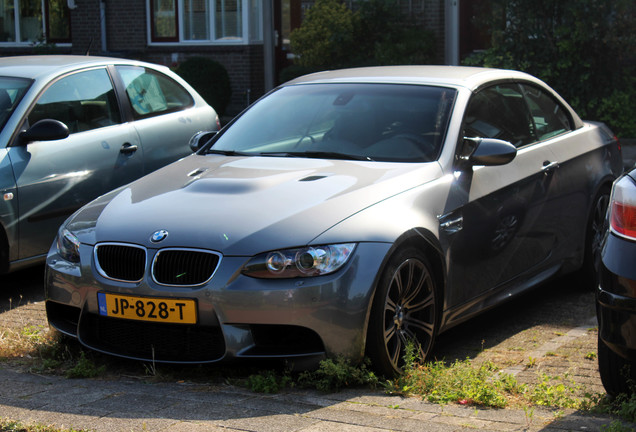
362,227,447,347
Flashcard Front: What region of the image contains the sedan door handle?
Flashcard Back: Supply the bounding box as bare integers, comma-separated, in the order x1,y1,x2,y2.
120,143,138,155
542,160,559,174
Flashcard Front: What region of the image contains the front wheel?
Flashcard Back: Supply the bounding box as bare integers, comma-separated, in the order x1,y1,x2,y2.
366,248,438,376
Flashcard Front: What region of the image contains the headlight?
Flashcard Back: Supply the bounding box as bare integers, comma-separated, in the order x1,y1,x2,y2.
242,243,356,278
56,228,81,263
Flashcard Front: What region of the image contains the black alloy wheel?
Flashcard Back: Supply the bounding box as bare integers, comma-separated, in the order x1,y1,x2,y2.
367,247,438,376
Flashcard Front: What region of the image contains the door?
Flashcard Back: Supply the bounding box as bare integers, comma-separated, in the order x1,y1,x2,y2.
10,67,143,260
114,65,204,174
441,83,562,310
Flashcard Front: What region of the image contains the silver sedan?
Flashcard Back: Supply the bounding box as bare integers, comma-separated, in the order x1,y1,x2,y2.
0,55,218,274
45,66,622,376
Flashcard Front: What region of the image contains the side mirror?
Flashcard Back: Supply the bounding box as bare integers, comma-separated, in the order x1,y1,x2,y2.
189,130,217,152
18,119,69,145
464,137,517,166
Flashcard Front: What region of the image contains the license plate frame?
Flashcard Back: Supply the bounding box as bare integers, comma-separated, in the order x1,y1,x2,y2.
97,292,197,324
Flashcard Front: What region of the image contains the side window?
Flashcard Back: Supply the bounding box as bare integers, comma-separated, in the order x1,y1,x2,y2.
28,69,121,134
116,66,194,119
520,83,572,141
463,83,535,148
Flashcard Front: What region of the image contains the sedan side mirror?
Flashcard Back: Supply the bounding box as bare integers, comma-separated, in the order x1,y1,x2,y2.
18,119,69,145
189,131,217,152
463,137,517,166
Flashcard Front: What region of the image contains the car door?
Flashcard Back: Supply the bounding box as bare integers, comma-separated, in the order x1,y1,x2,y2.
440,82,562,311
8,67,143,260
114,65,212,174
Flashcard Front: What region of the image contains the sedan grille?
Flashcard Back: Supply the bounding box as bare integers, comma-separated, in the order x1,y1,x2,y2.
152,249,221,286
95,244,146,282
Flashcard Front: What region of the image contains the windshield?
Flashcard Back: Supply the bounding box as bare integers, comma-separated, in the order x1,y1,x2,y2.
0,77,32,132
209,83,457,162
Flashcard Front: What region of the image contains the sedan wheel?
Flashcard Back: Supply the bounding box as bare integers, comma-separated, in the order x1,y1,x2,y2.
598,334,636,396
367,248,438,376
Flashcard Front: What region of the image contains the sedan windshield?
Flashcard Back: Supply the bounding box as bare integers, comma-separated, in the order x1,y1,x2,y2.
0,77,32,132
209,83,457,162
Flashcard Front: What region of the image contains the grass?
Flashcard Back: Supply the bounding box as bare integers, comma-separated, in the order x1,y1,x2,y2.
0,419,89,432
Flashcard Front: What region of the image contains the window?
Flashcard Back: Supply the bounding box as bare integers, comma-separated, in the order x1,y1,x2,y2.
463,84,535,148
0,0,70,43
519,84,572,141
151,0,178,41
28,69,121,134
0,77,31,131
116,66,194,119
149,0,249,43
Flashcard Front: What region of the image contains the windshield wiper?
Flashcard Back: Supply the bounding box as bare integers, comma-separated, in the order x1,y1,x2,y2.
205,149,253,156
259,151,374,161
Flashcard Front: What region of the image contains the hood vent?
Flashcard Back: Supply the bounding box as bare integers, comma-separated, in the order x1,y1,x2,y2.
299,175,329,182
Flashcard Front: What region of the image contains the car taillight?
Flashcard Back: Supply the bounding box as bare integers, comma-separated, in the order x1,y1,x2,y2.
609,175,636,240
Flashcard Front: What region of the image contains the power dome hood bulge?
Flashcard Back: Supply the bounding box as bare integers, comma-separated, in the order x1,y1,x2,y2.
66,154,443,255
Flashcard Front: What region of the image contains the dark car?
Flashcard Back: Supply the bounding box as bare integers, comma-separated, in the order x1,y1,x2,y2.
598,167,636,395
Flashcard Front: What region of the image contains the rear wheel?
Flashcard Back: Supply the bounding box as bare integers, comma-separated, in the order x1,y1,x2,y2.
598,334,636,396
366,247,438,376
580,185,611,290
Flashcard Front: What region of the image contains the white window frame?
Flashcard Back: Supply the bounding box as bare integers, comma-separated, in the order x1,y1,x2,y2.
0,0,71,46
147,0,261,46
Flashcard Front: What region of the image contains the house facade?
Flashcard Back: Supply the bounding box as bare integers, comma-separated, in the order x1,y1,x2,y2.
0,0,483,115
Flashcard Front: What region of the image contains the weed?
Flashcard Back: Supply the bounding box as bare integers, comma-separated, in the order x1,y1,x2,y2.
526,357,537,368
65,351,106,379
530,374,581,409
298,356,378,392
585,352,597,360
387,354,519,408
0,418,89,431
245,370,292,393
601,420,635,432
523,406,534,427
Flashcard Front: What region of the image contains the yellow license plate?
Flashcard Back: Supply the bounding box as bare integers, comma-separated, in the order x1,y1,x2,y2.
97,293,197,324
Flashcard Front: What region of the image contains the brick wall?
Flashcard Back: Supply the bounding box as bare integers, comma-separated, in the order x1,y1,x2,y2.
70,0,103,55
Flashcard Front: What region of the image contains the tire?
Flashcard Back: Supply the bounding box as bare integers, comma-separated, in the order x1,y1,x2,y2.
598,334,636,396
580,185,611,291
366,247,438,376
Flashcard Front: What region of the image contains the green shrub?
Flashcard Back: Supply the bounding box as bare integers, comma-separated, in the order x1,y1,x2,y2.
290,0,438,71
175,56,232,116
464,0,636,137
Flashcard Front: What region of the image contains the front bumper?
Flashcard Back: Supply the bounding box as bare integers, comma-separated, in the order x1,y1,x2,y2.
597,232,636,360
45,241,392,364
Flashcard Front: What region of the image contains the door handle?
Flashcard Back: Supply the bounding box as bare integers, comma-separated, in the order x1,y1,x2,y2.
542,160,559,174
120,143,138,155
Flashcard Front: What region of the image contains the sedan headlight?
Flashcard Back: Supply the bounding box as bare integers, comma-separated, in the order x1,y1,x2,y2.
242,243,356,278
56,228,81,263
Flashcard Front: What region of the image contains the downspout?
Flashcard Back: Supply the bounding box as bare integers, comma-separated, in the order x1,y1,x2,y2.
262,0,275,92
444,0,459,65
100,0,107,53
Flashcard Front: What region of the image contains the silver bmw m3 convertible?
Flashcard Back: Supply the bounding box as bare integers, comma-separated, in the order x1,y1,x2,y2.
45,66,622,375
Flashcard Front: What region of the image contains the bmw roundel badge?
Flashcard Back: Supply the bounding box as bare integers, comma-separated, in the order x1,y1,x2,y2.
151,229,169,243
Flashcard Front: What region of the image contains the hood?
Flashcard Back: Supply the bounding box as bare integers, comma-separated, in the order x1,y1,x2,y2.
67,154,442,255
